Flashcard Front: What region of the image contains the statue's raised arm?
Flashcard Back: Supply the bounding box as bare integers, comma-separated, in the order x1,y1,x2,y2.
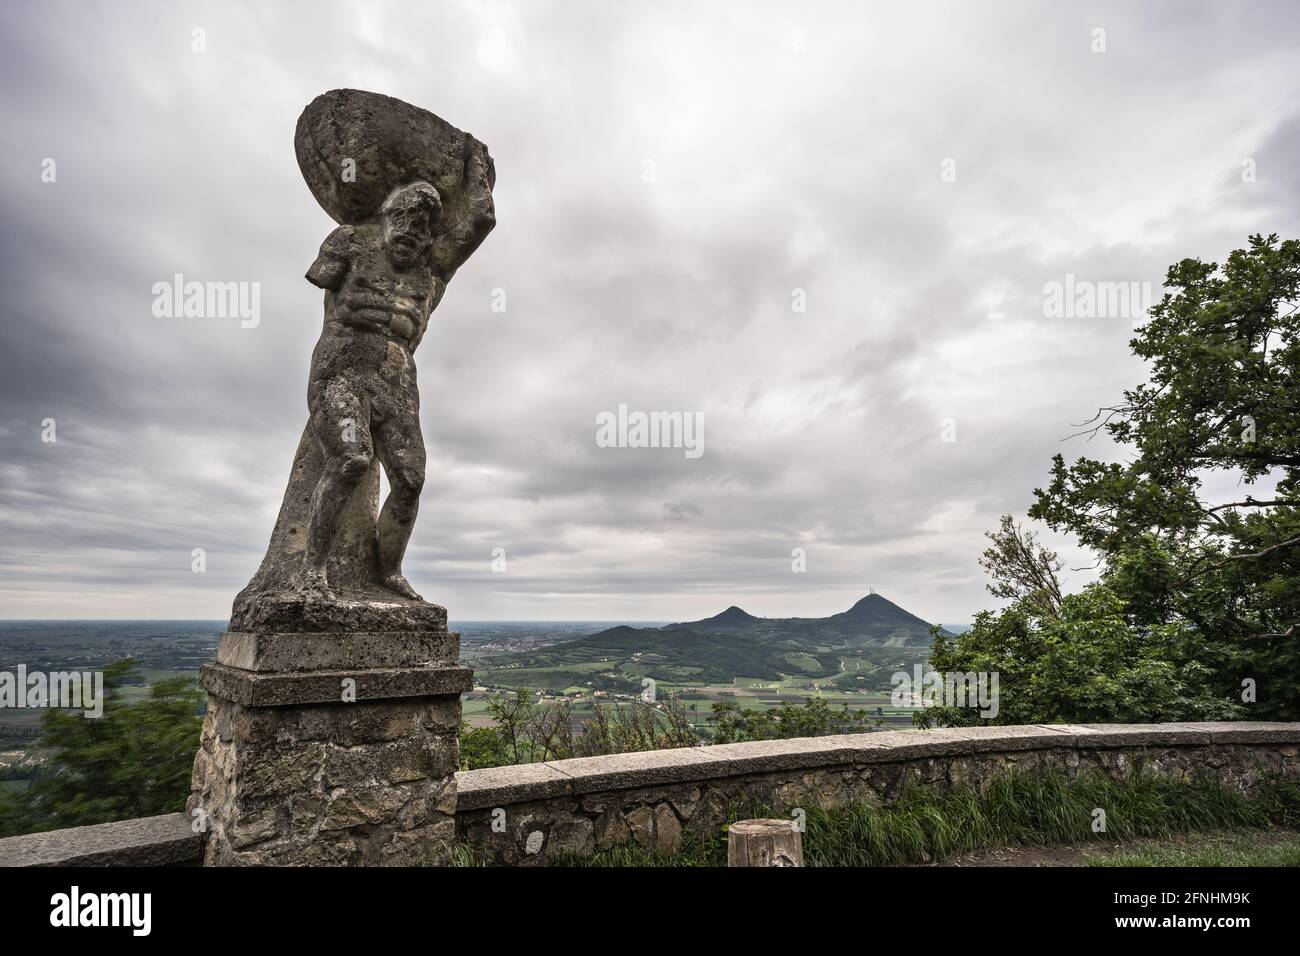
432,135,496,281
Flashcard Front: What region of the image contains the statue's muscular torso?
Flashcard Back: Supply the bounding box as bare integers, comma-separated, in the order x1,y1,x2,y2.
304,223,446,396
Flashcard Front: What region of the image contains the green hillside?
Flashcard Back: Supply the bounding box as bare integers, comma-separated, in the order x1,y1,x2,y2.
474,593,942,693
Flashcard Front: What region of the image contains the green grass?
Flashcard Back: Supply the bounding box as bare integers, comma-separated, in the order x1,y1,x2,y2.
446,842,492,867
1089,832,1300,867
543,771,1300,867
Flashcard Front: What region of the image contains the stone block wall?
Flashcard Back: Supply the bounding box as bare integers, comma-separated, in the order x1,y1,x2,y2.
453,722,1300,865
190,695,462,865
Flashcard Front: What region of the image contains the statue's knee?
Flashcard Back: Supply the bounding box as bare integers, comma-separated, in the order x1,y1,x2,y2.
333,451,372,482
394,464,425,498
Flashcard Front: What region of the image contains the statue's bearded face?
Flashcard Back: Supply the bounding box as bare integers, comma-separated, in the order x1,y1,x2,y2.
382,188,438,269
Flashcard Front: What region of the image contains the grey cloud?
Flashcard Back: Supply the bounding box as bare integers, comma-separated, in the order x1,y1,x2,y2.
2,0,1299,622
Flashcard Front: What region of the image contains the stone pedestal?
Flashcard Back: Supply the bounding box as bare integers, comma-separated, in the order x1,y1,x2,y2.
188,602,471,866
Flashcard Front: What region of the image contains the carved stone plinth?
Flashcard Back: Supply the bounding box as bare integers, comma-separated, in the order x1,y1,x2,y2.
188,613,471,866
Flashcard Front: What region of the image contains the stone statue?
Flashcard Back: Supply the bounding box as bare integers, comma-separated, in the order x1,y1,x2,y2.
230,89,496,631
189,90,488,867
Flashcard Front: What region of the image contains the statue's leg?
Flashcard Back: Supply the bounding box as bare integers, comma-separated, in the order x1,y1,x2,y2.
303,378,373,594
373,384,426,601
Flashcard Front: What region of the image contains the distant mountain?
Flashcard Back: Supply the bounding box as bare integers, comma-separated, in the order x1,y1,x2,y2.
833,592,933,626
822,592,939,642
474,593,942,692
670,605,760,629
660,592,939,646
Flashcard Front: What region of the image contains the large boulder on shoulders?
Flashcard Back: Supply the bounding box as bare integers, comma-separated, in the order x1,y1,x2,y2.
294,88,495,224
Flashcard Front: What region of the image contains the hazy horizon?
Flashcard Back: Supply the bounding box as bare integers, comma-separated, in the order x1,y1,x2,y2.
0,589,972,626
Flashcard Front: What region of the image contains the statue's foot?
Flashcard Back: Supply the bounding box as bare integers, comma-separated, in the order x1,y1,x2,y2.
297,567,336,602
381,573,423,601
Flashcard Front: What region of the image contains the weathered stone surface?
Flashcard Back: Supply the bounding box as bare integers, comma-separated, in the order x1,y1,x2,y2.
228,809,281,849
1075,723,1214,747
211,697,462,746
1175,721,1300,744
958,724,1076,752
1030,724,1090,746
185,89,494,867
238,742,325,798
698,735,888,775
847,728,981,761
217,628,457,671
295,88,496,226
321,786,414,831
380,819,456,866
322,734,458,787
191,688,463,866
12,722,1296,868
594,808,632,848
230,90,495,627
625,806,655,849
0,813,201,867
668,786,701,820
456,761,574,810
652,803,683,855
450,721,1300,865
543,746,734,793
230,595,450,634
548,815,595,857
199,662,472,707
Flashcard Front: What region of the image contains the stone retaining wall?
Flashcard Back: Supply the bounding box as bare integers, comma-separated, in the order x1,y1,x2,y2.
454,722,1300,865
3,722,1297,866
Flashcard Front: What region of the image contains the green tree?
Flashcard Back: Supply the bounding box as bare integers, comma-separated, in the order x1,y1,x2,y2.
929,235,1300,724
472,686,701,765
709,696,881,743
978,515,1063,616
1033,234,1300,717
458,723,510,770
576,695,698,754
923,582,1243,727
0,660,204,837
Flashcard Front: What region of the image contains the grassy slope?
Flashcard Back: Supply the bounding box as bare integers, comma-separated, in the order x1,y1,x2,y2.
1090,831,1300,867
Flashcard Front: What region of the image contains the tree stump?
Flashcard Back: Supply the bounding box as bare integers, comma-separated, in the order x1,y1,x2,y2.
727,819,804,867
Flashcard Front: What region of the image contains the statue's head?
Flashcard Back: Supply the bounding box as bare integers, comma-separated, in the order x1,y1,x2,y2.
380,181,441,269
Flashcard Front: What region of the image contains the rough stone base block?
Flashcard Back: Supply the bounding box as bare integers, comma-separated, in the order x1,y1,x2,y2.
190,677,465,866
217,628,459,673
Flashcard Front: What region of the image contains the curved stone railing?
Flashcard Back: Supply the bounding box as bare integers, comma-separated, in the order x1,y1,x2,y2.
3,722,1297,866
454,721,1300,864
0,812,201,867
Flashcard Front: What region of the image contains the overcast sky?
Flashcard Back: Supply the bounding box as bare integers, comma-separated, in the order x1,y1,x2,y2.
2,0,1298,623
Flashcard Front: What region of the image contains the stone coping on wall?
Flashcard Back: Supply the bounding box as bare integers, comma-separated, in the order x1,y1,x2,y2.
2,721,1297,866
0,812,200,867
454,721,1300,810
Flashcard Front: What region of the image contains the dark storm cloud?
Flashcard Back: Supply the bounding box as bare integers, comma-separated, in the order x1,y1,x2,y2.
2,0,1299,621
